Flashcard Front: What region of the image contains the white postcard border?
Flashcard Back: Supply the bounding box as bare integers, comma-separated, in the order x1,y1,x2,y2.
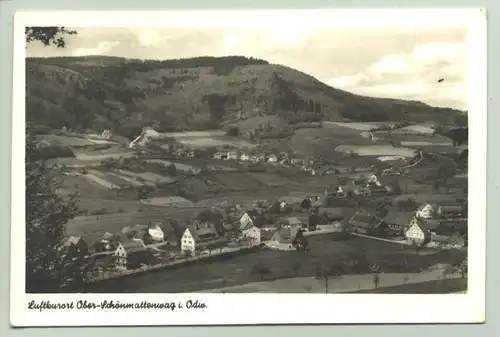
10,9,487,326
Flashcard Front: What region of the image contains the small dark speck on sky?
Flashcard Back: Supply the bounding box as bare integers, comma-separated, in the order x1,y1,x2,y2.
438,78,444,83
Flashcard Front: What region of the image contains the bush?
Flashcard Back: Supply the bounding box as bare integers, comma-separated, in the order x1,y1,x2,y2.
167,163,178,176
226,126,240,137
90,208,108,215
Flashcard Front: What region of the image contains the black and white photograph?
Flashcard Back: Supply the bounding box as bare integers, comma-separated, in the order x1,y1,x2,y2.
11,9,486,326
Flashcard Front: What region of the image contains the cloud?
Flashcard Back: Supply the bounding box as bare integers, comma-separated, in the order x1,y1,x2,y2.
72,41,120,56
326,42,467,109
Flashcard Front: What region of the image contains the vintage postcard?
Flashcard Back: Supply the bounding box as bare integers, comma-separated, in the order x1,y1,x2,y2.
11,9,486,326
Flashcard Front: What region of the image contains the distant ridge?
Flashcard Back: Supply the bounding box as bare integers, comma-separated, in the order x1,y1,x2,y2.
26,55,467,139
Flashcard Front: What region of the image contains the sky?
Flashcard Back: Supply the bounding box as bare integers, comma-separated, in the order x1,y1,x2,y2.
27,27,468,110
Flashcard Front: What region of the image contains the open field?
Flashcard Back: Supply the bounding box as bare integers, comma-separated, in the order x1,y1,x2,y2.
350,278,466,294
289,126,367,159
199,269,464,294
226,115,287,132
59,175,116,198
89,170,130,186
211,172,264,191
144,159,198,172
38,134,117,147
75,150,136,161
323,121,380,131
392,125,436,134
140,196,195,207
376,133,451,144
76,198,165,214
89,235,466,293
84,172,119,189
144,129,254,149
116,169,177,184
249,172,292,187
173,136,252,149
335,144,416,157
401,141,453,147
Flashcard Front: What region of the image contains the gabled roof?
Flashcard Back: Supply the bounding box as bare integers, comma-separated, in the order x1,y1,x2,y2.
383,209,415,226
271,227,300,243
286,217,303,226
186,222,219,242
102,232,115,240
417,203,435,211
348,212,380,229
410,218,439,232
241,221,260,232
242,209,266,227
148,223,163,231
119,240,146,254
63,236,83,247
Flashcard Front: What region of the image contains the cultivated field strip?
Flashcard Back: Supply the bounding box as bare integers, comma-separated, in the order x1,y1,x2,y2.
84,172,119,189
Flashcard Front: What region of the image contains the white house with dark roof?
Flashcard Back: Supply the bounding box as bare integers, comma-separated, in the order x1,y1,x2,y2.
405,219,432,247
227,151,238,160
267,154,278,163
148,223,165,242
267,227,300,251
180,221,227,255
415,203,435,220
382,209,416,234
239,222,261,246
114,240,148,271
239,210,266,228
100,232,121,250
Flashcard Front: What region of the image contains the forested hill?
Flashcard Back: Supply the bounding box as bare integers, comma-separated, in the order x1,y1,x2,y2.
26,55,467,140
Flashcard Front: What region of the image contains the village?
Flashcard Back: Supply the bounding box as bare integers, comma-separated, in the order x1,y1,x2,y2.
60,159,468,284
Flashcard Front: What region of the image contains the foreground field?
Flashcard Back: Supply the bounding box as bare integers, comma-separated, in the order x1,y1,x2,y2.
350,278,466,294
199,268,463,293
89,236,465,293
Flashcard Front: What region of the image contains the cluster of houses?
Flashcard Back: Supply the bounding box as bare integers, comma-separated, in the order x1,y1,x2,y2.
348,201,467,248
59,174,467,276
212,149,350,176
212,148,400,178
213,150,281,164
